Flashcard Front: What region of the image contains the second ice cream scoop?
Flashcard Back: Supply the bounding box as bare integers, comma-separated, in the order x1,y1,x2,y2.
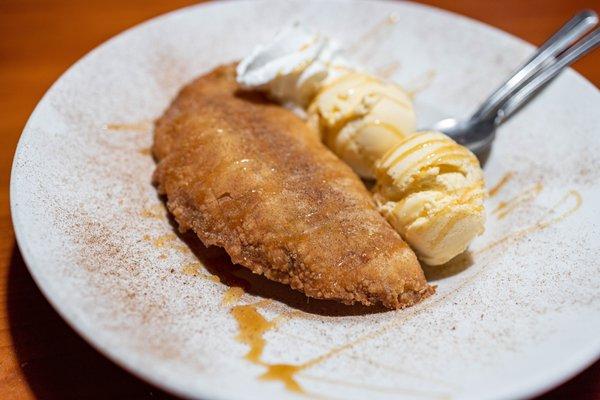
307,72,415,179
374,131,486,266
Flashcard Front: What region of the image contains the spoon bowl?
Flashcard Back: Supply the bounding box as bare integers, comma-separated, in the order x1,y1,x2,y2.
428,10,599,154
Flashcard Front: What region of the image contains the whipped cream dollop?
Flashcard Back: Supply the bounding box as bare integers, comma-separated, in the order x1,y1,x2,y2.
236,23,352,107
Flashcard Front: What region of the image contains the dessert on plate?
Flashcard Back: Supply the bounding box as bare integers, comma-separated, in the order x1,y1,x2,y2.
153,24,485,309
153,65,433,309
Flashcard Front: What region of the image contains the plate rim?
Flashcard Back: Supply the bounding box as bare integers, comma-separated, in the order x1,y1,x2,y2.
9,1,600,399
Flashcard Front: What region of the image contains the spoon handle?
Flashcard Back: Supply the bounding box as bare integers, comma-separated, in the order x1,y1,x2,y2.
497,28,600,123
472,10,598,122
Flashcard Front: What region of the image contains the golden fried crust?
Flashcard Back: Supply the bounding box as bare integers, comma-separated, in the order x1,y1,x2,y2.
153,64,433,309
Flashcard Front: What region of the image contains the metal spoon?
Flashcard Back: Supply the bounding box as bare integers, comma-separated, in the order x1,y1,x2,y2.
429,10,600,154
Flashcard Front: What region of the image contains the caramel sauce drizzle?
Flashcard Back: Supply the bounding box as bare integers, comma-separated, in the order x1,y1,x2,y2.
301,374,451,399
492,182,542,220
433,210,469,245
476,190,581,255
231,305,274,363
340,14,435,98
347,14,399,57
315,74,379,102
104,120,152,132
375,61,401,79
406,70,437,98
360,121,405,138
378,92,411,110
277,330,455,388
140,204,167,220
384,138,447,170
230,302,452,397
488,172,514,197
138,147,152,156
230,304,305,392
378,132,430,167
390,147,474,186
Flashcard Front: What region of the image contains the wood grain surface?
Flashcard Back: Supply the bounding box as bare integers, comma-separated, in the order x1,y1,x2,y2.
1,1,599,399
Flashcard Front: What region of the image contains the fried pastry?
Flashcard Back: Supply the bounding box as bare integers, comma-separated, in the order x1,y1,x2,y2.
153,64,433,309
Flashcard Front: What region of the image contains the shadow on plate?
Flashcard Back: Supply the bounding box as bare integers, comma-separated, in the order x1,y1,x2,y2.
178,231,389,317
422,251,474,281
6,245,179,399
476,142,492,168
164,212,388,317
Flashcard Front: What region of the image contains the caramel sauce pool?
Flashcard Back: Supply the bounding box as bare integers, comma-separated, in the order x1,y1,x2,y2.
260,364,304,393
231,305,274,363
230,304,305,392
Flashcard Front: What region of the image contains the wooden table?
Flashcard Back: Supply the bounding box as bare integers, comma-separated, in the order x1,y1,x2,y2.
1,1,599,398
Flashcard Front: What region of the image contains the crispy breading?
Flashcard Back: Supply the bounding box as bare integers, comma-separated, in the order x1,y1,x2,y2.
152,64,433,309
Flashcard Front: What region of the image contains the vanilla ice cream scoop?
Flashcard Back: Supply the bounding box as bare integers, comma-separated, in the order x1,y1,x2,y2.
374,131,486,265
307,72,415,178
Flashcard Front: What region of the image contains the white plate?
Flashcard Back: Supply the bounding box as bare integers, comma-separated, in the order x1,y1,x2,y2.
10,1,600,399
